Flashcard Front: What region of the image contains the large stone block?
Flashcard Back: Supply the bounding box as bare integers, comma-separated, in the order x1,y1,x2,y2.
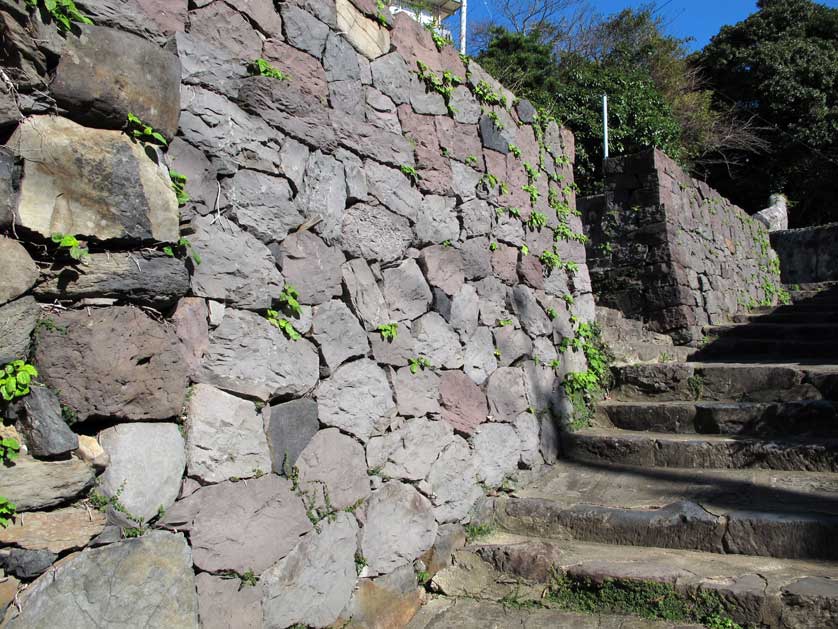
335,0,390,59
312,300,369,374
0,456,94,512
8,116,179,242
340,203,414,264
264,399,320,474
0,296,39,366
296,428,370,510
188,1,263,60
366,417,453,481
382,259,432,322
34,306,188,422
51,25,181,138
0,237,37,306
277,231,346,305
221,169,300,243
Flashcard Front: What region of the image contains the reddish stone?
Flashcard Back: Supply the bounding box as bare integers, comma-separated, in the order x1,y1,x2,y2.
172,297,209,374
517,256,544,290
420,245,465,296
390,13,465,76
439,371,488,434
263,39,329,101
136,0,187,34
491,244,519,285
435,117,482,168
398,105,451,196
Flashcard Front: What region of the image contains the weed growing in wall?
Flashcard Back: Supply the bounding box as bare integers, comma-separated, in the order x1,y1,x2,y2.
51,233,89,262
0,497,16,529
24,0,91,32
247,58,288,81
559,322,613,429
163,237,201,265
1,361,38,401
125,113,167,146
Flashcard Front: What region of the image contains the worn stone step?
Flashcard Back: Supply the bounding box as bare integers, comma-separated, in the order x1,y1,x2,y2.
610,362,838,403
446,533,838,629
692,337,838,361
563,428,838,472
600,400,838,437
732,310,838,324
485,461,838,560
707,323,838,341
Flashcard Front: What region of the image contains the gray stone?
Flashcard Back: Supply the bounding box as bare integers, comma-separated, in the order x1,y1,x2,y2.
207,300,226,327
392,366,441,418
229,0,283,36
510,285,552,337
420,245,465,297
280,137,311,193
413,312,464,369
370,52,411,105
34,307,188,422
324,32,361,81
451,160,482,201
340,203,414,263
366,161,422,222
317,359,395,441
98,423,185,523
312,300,370,375
12,387,78,458
0,548,56,579
0,296,41,365
460,237,493,281
172,298,209,374
186,384,271,484
494,326,533,366
296,151,349,243
297,428,370,510
0,456,94,512
523,361,563,417
222,170,301,243
51,25,181,138
189,216,284,310
451,86,481,124
171,32,247,97
463,326,498,386
0,86,19,129
34,251,188,309
0,237,37,306
281,4,330,58
459,199,493,238
427,437,482,523
476,277,514,326
367,418,453,481
189,1,263,59
163,475,311,575
277,230,346,306
330,79,366,117
416,195,460,246
487,367,529,420
516,99,537,124
197,309,320,402
3,532,198,629
195,573,262,629
264,399,320,474
479,113,514,154
262,512,358,628
361,482,437,575
9,116,179,242
439,370,488,434
514,412,543,468
449,285,480,337
382,259,432,322
342,258,389,330
472,423,522,486
409,75,447,115
370,325,416,367
335,148,368,202
0,147,19,228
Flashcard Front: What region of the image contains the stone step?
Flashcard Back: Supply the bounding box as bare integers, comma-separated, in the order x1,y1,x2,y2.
563,428,838,472
446,533,838,629
610,362,838,403
600,400,838,437
732,310,838,324
486,461,838,560
707,323,838,341
691,337,838,361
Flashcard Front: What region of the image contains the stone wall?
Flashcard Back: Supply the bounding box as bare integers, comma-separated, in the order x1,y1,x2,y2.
771,223,838,285
583,149,781,344
0,1,591,627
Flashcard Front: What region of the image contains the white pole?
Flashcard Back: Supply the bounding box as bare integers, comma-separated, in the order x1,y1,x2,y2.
460,0,468,55
602,94,609,159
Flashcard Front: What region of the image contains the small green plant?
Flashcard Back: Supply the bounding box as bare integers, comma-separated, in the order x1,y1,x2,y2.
465,155,479,167
547,307,558,320
527,211,547,230
489,241,499,251
487,110,504,130
400,164,420,186
1,361,38,401
424,22,452,51
266,311,302,341
126,113,168,146
523,183,540,205
374,0,388,26
563,293,575,306
0,438,20,465
549,358,561,370
355,552,368,576
508,144,521,158
240,569,259,587
51,233,89,261
24,0,92,32
498,319,513,327
494,348,502,358
122,527,145,538
520,244,529,256
417,570,431,586
473,80,507,108
499,181,510,196
169,170,190,206
687,374,704,401
523,162,539,182
378,323,398,342
247,58,288,80
279,284,302,317
409,356,431,374
0,497,16,528
505,206,521,218
163,237,201,265
464,522,494,542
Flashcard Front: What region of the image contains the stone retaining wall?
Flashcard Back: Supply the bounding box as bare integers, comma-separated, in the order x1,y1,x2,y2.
583,149,781,344
0,1,591,627
771,223,838,285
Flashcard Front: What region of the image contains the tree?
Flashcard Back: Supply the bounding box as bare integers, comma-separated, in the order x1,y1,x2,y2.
695,0,838,226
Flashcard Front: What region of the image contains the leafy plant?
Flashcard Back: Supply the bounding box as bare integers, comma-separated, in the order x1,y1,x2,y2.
169,170,190,207
416,61,463,116
355,552,368,576
487,110,504,130
520,244,529,256
24,0,92,32
51,233,88,261
417,570,431,586
546,307,558,320
563,294,575,306
473,80,507,108
508,143,522,158
464,522,494,542
377,323,398,342
163,237,201,265
247,58,288,80
498,319,513,327
266,311,302,341
527,211,547,230
400,164,421,186
409,356,431,375
279,285,302,317
424,22,452,51
0,438,20,465
465,155,479,167
523,183,540,205
374,0,388,26
1,361,38,401
0,497,16,529
489,241,499,251
126,113,167,146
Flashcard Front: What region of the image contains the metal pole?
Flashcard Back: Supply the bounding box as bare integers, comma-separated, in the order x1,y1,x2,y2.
602,94,609,159
460,0,468,55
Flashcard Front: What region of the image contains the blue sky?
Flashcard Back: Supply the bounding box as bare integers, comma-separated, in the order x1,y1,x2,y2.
448,0,838,53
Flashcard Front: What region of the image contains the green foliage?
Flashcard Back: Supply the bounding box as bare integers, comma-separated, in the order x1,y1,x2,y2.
374,0,388,26
1,361,38,401
266,311,302,341
377,323,398,342
0,496,16,529
163,237,201,265
123,527,145,538
355,552,368,576
51,233,88,261
546,307,558,320
266,284,304,339
522,183,540,205
416,570,431,586
24,0,92,32
508,144,522,158
473,80,507,108
424,22,452,51
527,211,547,230
88,482,144,525
464,522,494,542
520,244,529,256
688,375,704,401
487,110,504,130
126,113,167,146
169,171,190,206
497,318,513,327
489,241,498,252
247,58,288,80
409,356,431,375
279,284,302,317
0,437,20,465
465,155,479,167
400,164,421,186
416,61,463,116
559,322,613,428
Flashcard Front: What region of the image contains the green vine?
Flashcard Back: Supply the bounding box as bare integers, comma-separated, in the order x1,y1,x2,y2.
24,0,92,32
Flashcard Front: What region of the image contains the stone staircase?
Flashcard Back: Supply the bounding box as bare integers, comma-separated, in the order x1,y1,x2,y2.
421,286,838,628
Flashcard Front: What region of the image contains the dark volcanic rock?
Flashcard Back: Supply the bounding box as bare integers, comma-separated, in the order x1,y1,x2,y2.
11,387,79,458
